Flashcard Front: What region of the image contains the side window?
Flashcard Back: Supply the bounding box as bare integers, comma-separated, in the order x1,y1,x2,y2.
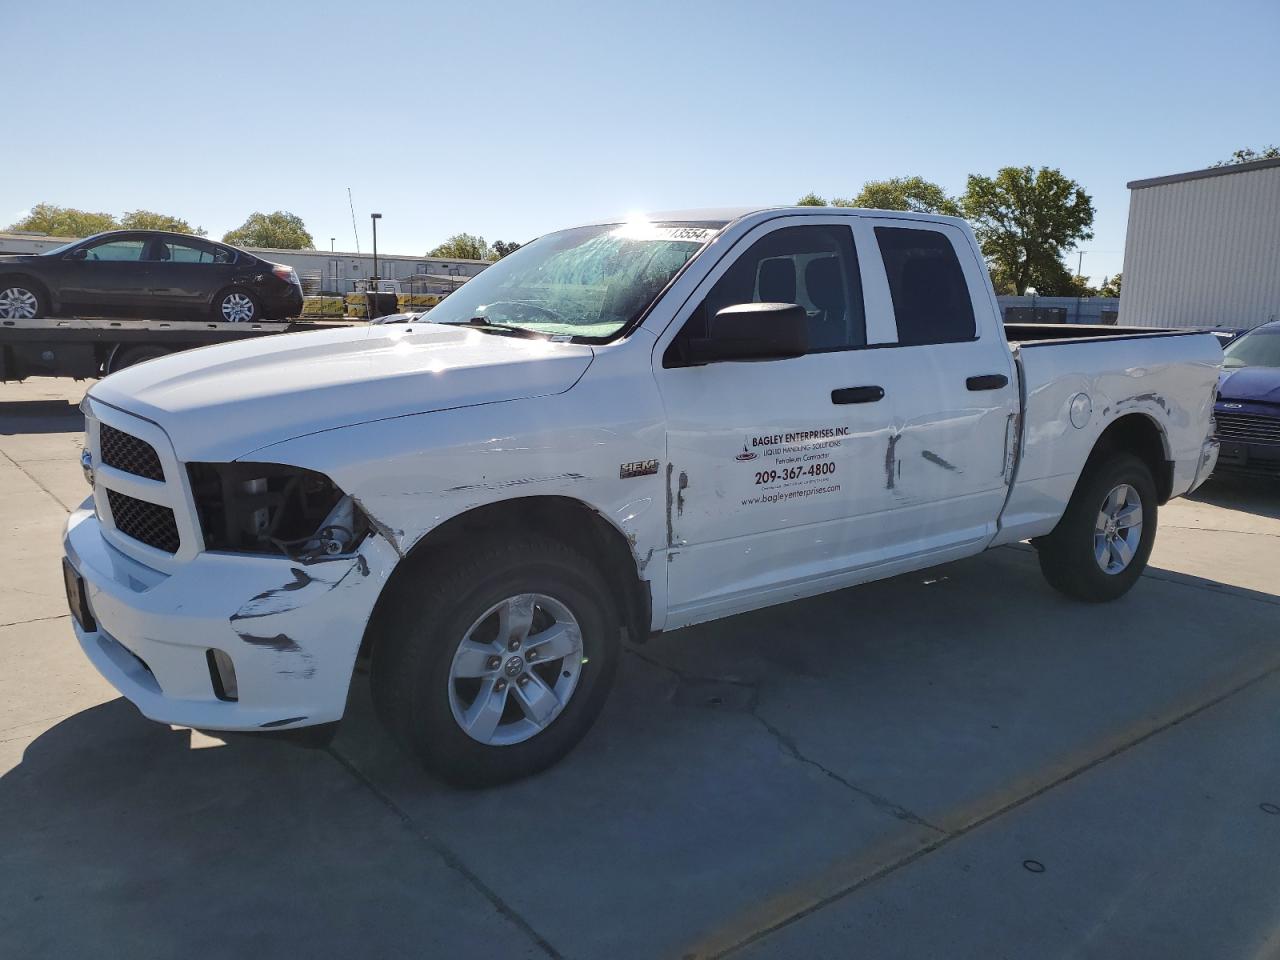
165,241,216,263
874,227,976,346
83,238,146,262
669,225,865,363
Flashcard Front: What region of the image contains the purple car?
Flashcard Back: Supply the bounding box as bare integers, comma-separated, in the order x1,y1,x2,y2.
1215,319,1280,477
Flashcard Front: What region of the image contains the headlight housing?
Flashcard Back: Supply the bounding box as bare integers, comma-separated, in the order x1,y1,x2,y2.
187,462,368,558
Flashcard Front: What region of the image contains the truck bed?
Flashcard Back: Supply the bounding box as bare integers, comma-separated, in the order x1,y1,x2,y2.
1004,322,1210,345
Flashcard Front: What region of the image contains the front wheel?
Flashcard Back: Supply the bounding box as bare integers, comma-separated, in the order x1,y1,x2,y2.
1037,452,1158,602
215,289,261,323
370,536,620,786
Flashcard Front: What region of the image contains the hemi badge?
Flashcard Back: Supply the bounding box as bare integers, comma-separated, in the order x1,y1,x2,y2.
620,459,659,479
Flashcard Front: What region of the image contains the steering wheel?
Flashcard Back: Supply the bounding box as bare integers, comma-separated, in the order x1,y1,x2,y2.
476,299,564,323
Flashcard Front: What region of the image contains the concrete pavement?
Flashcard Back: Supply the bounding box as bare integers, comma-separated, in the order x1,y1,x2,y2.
1,377,1277,959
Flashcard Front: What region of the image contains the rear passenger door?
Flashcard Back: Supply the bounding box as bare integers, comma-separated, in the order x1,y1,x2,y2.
854,218,1019,558
146,238,234,315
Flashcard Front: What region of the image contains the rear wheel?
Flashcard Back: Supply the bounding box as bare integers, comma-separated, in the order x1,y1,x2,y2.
215,289,261,323
1037,452,1158,602
111,345,171,372
370,536,620,786
0,282,47,320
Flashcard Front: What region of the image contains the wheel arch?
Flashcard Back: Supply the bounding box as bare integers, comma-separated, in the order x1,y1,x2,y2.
359,495,651,662
1083,413,1174,503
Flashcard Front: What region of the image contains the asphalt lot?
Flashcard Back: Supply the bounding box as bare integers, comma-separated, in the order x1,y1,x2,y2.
2,377,1278,960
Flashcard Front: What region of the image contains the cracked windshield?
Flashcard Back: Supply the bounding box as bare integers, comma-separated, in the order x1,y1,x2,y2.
425,221,721,339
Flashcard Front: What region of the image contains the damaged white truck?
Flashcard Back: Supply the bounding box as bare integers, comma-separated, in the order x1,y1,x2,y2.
63,206,1222,785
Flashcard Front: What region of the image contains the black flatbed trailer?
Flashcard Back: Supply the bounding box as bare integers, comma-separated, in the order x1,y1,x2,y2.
0,316,364,381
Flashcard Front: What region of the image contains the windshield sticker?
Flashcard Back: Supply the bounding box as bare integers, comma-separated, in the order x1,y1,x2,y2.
738,426,848,506
610,224,719,244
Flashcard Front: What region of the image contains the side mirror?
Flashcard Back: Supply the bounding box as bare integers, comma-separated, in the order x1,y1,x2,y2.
685,302,809,364
65,248,88,261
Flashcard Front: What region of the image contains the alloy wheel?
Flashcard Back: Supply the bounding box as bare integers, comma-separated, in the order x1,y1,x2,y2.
220,293,256,322
1093,483,1144,575
447,593,585,746
0,287,39,320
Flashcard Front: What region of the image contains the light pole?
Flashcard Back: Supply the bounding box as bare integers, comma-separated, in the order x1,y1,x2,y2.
370,213,382,282
330,237,335,252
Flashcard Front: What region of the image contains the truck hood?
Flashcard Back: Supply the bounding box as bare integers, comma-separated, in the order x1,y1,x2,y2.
88,323,595,462
1218,366,1280,404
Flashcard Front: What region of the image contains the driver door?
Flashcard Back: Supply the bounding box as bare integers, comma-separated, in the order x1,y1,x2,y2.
60,234,151,316
654,218,891,623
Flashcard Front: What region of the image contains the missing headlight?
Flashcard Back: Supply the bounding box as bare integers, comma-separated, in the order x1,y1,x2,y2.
188,462,369,559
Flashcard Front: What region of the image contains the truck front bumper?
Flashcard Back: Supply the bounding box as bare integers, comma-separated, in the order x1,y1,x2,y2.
63,502,397,731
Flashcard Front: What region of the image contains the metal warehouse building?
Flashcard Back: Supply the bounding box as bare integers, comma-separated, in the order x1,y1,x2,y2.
1121,156,1280,329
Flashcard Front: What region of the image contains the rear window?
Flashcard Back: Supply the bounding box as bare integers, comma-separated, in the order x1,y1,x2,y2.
875,227,976,346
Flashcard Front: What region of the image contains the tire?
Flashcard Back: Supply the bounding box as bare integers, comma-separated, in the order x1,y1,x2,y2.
214,288,261,323
0,280,48,320
111,345,171,372
369,535,621,787
1037,452,1158,602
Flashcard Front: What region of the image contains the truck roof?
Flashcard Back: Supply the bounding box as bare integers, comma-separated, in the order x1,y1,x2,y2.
577,205,971,230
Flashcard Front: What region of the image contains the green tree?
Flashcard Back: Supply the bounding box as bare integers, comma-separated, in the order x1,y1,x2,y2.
796,192,828,206
1211,145,1279,167
428,233,492,261
222,211,314,249
961,166,1095,296
7,202,118,237
1098,272,1122,298
491,240,522,259
1030,259,1099,297
850,176,961,216
119,210,206,236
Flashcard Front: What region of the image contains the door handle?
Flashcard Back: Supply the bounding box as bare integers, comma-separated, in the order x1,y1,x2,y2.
966,374,1009,391
831,385,884,404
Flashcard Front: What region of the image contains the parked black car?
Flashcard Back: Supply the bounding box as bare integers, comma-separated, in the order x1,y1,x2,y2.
0,230,303,323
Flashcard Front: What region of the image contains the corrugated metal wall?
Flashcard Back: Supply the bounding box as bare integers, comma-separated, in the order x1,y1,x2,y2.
1122,164,1280,329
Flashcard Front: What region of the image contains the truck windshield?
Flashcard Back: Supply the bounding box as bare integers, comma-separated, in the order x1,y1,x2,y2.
426,221,721,340
1223,328,1280,369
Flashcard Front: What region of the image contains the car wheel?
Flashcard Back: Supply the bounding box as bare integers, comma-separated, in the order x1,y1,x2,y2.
215,289,261,323
1037,452,1158,603
370,535,620,787
0,282,47,320
111,345,171,373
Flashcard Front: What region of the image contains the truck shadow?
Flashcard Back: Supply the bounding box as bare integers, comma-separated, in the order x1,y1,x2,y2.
4,545,1276,957
0,399,84,435
1188,473,1280,518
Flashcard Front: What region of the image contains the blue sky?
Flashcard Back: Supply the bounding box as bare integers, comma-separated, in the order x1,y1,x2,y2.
5,0,1277,282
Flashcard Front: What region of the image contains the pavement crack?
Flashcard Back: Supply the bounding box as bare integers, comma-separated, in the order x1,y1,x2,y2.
1163,524,1280,539
324,744,564,960
626,646,944,834
0,613,70,629
749,710,946,834
0,446,71,514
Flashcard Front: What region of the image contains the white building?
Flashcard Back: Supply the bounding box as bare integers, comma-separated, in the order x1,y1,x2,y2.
1121,156,1280,329
0,232,490,294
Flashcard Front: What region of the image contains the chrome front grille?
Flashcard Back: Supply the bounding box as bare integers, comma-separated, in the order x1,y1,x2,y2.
99,423,165,480
106,489,181,553
1215,412,1280,446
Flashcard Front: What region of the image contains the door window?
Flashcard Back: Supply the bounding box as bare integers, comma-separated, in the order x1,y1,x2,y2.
147,239,232,264
82,238,146,262
668,225,865,364
874,227,976,346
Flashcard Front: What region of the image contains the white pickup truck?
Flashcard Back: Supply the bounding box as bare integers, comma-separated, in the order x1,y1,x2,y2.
63,206,1222,785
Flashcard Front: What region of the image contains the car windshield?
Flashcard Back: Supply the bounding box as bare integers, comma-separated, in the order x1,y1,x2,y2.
40,238,90,256
425,221,722,340
1223,328,1280,368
